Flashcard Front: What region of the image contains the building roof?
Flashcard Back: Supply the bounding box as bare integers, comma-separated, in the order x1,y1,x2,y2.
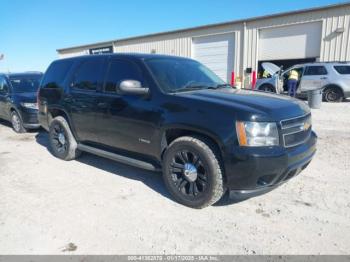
57,2,350,53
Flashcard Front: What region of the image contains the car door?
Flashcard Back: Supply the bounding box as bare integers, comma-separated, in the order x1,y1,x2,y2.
282,66,305,92
299,65,328,93
0,76,11,119
94,58,160,157
66,57,107,143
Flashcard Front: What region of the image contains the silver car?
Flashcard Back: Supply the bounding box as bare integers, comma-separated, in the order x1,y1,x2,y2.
256,62,350,102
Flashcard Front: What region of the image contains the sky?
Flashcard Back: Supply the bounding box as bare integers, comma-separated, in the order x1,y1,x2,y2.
0,0,348,72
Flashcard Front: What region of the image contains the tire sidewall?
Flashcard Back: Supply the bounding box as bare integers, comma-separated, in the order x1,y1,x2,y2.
324,87,343,102
49,116,79,160
11,111,25,133
162,137,223,208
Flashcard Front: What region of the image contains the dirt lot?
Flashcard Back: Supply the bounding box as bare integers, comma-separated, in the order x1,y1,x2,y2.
0,102,349,255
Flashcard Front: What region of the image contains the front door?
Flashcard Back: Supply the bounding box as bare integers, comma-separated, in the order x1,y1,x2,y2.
94,58,160,157
66,57,107,143
299,65,328,93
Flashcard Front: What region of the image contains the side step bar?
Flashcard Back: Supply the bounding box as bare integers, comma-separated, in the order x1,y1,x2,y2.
77,144,161,172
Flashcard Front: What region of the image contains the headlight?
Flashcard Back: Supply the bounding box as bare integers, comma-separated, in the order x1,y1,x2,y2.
20,102,38,109
236,121,279,146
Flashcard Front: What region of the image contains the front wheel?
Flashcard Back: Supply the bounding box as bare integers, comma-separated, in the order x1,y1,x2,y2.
11,111,27,133
162,136,225,208
259,84,275,93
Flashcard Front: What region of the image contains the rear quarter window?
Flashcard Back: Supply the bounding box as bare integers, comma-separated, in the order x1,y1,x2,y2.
334,66,350,75
41,60,74,89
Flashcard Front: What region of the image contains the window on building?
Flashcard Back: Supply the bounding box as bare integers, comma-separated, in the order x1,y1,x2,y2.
334,66,350,75
104,59,145,93
72,58,105,91
304,66,328,76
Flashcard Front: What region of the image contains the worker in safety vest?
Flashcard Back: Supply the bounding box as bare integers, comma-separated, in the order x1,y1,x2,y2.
288,69,299,97
262,70,270,78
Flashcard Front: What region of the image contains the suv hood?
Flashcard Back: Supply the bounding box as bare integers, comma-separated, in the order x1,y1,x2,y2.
262,62,281,75
176,88,310,121
14,92,37,103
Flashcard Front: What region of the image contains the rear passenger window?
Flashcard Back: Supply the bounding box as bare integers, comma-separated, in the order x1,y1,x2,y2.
41,60,73,89
104,60,144,93
304,66,327,76
72,58,105,91
334,66,350,75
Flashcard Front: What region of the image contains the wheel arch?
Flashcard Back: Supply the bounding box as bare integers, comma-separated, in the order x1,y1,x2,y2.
160,126,226,182
322,84,345,96
47,107,78,139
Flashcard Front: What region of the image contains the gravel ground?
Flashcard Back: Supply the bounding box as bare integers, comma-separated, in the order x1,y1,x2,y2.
0,102,349,255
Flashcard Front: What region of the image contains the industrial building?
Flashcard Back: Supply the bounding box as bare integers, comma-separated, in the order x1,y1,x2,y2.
57,2,350,88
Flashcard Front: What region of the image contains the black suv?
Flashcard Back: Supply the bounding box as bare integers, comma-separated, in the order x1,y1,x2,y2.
0,72,43,133
38,54,317,208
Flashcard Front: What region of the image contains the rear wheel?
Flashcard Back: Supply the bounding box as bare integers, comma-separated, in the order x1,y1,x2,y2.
11,111,27,133
162,136,225,208
49,116,81,161
323,86,343,102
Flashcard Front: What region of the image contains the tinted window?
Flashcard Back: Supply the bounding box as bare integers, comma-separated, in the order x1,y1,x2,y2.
334,66,350,75
145,58,224,93
104,60,145,93
304,66,327,76
0,77,9,93
41,60,73,89
10,75,42,93
72,58,105,91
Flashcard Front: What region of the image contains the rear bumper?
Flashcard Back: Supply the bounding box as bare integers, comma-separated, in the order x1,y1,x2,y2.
223,131,317,196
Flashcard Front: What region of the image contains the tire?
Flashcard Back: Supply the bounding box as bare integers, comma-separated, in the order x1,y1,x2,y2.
11,111,27,133
323,86,343,102
162,136,225,208
49,116,81,161
259,84,275,93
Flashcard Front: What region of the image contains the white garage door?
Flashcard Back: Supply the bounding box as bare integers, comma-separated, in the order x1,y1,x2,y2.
192,33,235,82
259,22,322,61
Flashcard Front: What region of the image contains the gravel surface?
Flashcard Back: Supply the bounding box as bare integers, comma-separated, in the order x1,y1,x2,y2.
0,102,349,255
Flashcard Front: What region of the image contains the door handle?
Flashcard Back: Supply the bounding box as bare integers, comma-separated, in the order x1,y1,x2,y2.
97,102,108,109
320,77,328,80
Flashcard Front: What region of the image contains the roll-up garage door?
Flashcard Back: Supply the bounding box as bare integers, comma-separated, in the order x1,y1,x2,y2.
192,33,235,82
259,22,322,61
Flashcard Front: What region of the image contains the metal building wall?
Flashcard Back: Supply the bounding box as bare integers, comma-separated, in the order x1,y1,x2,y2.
57,4,350,85
243,5,350,71
114,24,243,76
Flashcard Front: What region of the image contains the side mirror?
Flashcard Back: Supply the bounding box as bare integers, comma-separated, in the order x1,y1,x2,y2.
119,80,149,96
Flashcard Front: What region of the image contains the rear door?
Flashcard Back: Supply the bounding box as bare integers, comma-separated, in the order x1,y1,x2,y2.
94,58,159,156
66,57,107,143
299,65,328,92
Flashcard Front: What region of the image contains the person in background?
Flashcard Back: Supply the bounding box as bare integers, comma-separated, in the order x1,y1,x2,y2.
262,70,271,78
288,69,299,97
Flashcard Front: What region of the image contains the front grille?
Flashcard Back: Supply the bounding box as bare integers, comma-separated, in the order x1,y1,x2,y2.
280,114,312,148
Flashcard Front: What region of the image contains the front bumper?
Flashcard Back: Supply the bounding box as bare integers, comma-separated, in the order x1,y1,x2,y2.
19,108,40,129
223,131,317,198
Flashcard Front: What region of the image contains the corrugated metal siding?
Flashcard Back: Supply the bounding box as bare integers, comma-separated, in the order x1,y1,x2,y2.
58,5,350,83
244,5,350,70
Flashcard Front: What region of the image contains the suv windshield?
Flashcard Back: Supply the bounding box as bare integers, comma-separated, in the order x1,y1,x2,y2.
145,58,225,93
9,75,42,93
